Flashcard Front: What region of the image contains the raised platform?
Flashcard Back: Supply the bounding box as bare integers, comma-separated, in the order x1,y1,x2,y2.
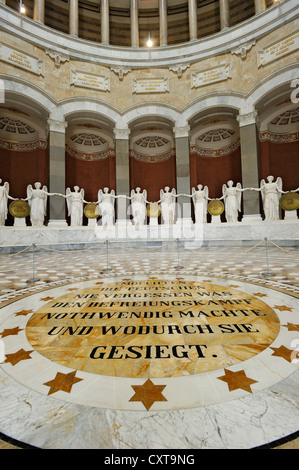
0,218,298,252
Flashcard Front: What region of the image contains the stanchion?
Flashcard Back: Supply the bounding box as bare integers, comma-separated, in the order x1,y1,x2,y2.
261,237,275,277
102,239,112,272
27,243,40,283
174,238,183,269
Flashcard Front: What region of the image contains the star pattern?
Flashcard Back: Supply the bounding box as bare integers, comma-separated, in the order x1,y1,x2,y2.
43,371,83,395
130,379,167,410
40,296,54,301
274,305,293,312
271,345,294,362
0,326,23,338
15,309,33,317
253,292,267,298
218,368,258,393
282,322,299,332
4,348,34,366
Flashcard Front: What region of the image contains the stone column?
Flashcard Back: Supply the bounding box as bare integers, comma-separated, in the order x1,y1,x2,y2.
33,0,45,23
188,0,197,41
101,0,109,45
219,0,230,30
47,119,68,226
130,0,139,48
254,0,266,14
69,0,79,36
237,111,262,222
114,127,131,221
159,0,168,47
174,126,191,219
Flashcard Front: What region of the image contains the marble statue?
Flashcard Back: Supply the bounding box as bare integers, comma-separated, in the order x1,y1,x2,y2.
65,186,86,226
26,182,50,227
222,180,243,223
97,188,115,227
0,179,15,226
130,187,147,227
159,186,176,224
259,176,283,221
192,184,209,223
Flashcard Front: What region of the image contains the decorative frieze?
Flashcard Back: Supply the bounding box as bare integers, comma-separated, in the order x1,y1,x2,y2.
191,139,240,157
257,31,299,67
0,43,44,76
191,64,231,88
259,130,299,143
132,78,169,94
130,148,174,163
66,144,114,161
70,70,110,92
0,138,47,151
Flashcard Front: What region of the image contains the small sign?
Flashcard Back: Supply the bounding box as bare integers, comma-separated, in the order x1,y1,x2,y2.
191,64,231,88
70,70,110,92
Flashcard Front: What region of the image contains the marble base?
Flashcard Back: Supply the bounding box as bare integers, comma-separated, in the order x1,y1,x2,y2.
0,219,298,251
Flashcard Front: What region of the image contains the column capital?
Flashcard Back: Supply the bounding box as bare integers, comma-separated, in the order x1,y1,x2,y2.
113,127,131,140
237,110,259,127
173,125,190,139
47,118,68,133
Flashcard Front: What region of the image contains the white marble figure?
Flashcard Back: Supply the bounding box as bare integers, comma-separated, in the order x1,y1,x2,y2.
159,186,176,224
192,184,209,223
65,186,85,226
222,180,243,223
26,182,50,227
130,187,147,227
259,176,283,221
0,179,15,226
97,188,115,227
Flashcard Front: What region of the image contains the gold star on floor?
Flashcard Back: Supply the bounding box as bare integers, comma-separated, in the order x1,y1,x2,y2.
253,292,267,297
129,379,167,410
43,370,83,396
282,322,299,332
15,309,33,317
4,348,34,366
40,296,54,301
0,326,23,338
271,345,294,362
218,368,257,393
274,305,293,311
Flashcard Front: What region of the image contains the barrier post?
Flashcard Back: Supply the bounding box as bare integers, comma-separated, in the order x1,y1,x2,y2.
27,244,40,283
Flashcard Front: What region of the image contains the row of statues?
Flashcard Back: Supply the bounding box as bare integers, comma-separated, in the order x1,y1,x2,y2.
0,177,298,227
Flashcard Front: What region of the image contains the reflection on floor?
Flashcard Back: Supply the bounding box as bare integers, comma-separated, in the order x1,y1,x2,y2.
0,241,298,449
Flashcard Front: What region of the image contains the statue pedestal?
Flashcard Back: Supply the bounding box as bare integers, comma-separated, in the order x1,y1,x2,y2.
48,219,68,227
284,211,298,220
211,215,221,224
13,218,26,227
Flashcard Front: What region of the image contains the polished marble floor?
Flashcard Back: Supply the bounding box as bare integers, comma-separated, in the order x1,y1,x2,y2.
0,240,298,449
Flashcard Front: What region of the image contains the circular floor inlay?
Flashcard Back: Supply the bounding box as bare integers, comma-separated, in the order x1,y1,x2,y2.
26,279,280,378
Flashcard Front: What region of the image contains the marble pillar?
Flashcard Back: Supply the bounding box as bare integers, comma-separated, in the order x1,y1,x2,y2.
101,0,109,45
159,0,168,47
114,128,131,220
174,126,191,219
219,0,230,30
69,0,78,36
188,0,197,41
47,119,68,226
254,0,266,14
130,0,139,48
237,111,262,222
33,0,44,23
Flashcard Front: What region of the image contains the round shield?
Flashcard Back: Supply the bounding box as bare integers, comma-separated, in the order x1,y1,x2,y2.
279,192,299,211
207,199,224,216
146,203,161,218
9,200,30,218
84,203,100,219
